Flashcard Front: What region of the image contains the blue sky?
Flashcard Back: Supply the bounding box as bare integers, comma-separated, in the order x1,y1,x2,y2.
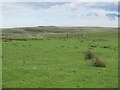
2,2,118,28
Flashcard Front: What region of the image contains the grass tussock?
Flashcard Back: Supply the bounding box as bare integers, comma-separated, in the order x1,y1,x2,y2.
92,56,106,67
85,50,95,60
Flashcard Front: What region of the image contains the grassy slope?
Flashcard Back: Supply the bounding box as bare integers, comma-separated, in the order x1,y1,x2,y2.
2,26,117,38
2,26,118,88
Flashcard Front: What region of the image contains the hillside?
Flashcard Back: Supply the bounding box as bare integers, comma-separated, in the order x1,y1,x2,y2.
1,26,118,38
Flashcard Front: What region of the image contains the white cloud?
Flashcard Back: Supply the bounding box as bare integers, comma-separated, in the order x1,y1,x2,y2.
1,2,118,28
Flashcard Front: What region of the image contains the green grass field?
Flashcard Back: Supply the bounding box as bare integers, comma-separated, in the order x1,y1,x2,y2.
2,26,118,88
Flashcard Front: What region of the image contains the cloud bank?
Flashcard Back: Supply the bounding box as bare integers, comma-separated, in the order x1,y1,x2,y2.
2,2,118,28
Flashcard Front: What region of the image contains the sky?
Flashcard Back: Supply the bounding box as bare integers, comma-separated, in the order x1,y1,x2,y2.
1,1,119,28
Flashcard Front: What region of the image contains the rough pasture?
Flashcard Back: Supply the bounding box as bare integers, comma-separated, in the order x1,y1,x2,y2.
2,27,118,88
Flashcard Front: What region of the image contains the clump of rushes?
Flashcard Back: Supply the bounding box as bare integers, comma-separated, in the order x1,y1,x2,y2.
92,56,106,67
85,50,95,60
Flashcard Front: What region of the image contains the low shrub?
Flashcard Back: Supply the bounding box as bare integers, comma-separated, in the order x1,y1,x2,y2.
85,50,95,60
92,56,106,67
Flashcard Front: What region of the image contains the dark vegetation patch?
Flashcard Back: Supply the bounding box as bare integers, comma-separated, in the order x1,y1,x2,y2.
2,29,24,34
0,39,24,42
23,28,67,33
85,50,95,60
101,46,110,48
24,28,45,32
1,37,44,42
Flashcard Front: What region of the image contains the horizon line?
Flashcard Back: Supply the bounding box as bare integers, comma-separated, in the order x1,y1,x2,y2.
0,25,118,29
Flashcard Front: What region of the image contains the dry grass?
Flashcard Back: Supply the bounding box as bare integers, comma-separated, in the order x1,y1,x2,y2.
92,56,106,67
